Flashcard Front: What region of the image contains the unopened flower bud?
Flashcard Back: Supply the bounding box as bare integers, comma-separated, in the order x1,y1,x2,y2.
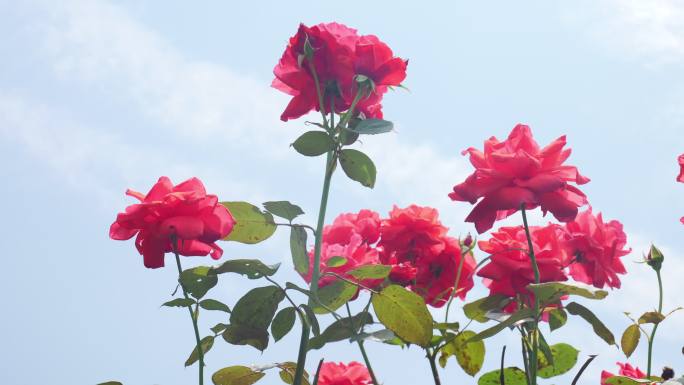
646,244,664,272
463,234,473,247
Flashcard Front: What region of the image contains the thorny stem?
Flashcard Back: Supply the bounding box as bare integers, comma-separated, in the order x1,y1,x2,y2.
345,303,380,385
444,247,468,322
427,349,443,385
646,270,664,377
520,204,540,385
293,67,368,385
171,237,204,385
306,59,329,130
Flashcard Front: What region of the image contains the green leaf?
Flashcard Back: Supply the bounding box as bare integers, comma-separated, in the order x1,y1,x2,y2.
538,332,555,368
312,279,357,314
439,331,485,376
371,285,433,347
351,329,397,344
272,307,297,342
339,149,376,188
566,301,616,345
290,226,309,276
346,118,393,135
162,298,196,308
347,264,392,280
212,259,281,279
527,281,608,305
477,367,528,385
222,324,270,351
212,366,266,385
605,376,660,385
210,323,228,334
221,202,277,244
463,295,512,323
179,266,218,299
433,322,460,332
307,312,373,351
300,304,320,337
292,131,334,156
536,343,579,378
185,335,214,367
638,311,665,325
277,362,310,385
199,299,231,313
468,309,535,343
263,201,304,222
548,308,567,332
340,128,359,146
231,286,286,330
621,324,641,358
285,282,311,296
326,256,348,268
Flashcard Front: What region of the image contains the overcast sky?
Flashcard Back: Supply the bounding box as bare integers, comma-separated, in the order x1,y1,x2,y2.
2,1,684,384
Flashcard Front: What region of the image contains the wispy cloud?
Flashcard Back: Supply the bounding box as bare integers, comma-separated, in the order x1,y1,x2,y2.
566,0,684,64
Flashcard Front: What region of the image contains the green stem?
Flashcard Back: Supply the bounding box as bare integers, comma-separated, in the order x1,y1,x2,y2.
336,86,366,131
427,350,442,385
293,318,311,385
345,303,380,385
520,205,540,385
293,78,364,385
520,330,532,385
172,242,204,385
646,270,663,377
293,128,338,385
306,59,329,130
444,248,467,322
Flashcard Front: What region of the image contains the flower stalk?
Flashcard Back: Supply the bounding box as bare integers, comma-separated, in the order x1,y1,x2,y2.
171,236,205,385
520,204,540,385
646,269,663,377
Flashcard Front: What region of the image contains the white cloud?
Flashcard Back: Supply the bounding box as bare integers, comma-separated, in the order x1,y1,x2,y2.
33,0,293,152
5,0,473,216
567,0,684,64
0,92,269,213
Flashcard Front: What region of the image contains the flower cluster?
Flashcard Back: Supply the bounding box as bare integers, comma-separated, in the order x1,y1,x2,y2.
273,22,408,121
476,208,630,309
301,205,476,307
450,124,590,233
109,177,235,268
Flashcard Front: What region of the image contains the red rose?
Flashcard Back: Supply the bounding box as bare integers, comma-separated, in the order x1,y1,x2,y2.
317,362,372,385
601,362,647,385
413,237,477,307
109,177,235,268
273,22,406,121
477,224,569,298
378,205,475,306
379,205,448,265
449,124,590,233
301,210,382,288
564,208,630,289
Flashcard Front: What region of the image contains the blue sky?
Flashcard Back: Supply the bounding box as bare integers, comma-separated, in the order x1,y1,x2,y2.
1,1,684,384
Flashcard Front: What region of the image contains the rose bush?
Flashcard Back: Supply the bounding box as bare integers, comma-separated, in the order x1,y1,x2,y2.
103,21,683,385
